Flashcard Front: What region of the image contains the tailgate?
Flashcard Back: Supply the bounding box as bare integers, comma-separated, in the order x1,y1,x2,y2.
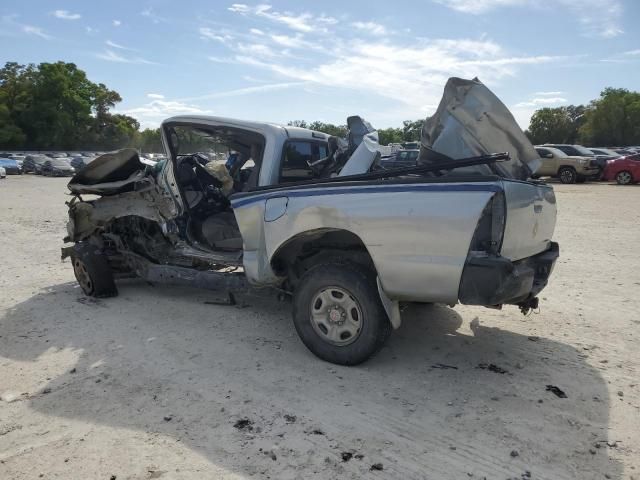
500,180,557,261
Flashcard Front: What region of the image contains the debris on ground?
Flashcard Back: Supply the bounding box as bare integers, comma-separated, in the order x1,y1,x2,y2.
546,385,568,398
233,418,254,431
370,463,384,471
510,450,519,457
311,428,324,435
341,452,353,462
477,363,508,374
283,414,297,423
431,363,458,370
163,415,172,422
263,450,277,461
204,292,236,306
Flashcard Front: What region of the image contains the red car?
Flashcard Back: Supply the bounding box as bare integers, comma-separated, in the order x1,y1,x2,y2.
603,153,640,185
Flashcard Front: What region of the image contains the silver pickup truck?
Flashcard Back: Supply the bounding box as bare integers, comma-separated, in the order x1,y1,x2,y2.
62,78,559,365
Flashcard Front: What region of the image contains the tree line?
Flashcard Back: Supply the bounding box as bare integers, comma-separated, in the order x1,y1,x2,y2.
0,61,161,152
2,61,639,152
525,88,640,146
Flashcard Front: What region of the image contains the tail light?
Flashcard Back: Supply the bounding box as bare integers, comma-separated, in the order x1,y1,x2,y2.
469,191,506,256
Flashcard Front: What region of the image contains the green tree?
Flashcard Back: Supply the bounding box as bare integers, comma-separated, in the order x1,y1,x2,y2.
526,107,573,144
402,119,423,142
377,127,403,145
578,88,640,146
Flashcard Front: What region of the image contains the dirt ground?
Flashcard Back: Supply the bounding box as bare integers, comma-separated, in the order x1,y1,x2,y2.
0,175,638,480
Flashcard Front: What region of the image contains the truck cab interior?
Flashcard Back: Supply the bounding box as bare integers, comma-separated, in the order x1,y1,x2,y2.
166,125,266,252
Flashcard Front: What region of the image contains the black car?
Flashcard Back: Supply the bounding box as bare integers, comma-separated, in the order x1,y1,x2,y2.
379,149,420,169
42,158,75,176
22,154,50,174
0,158,22,175
69,156,95,171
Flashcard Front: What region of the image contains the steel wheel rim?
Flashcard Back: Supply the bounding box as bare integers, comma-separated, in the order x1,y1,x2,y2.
618,172,631,184
560,170,574,183
73,259,93,294
309,286,363,346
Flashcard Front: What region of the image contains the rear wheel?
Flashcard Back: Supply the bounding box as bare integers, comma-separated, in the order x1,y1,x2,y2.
616,170,633,185
558,167,577,184
292,262,391,365
70,243,118,297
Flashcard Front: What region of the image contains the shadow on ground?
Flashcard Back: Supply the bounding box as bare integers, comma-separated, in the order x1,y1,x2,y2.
0,280,621,479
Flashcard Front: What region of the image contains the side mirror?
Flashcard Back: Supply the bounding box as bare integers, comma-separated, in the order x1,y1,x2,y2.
545,153,553,159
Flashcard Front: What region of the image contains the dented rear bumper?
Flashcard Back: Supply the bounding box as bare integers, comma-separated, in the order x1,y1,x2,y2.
458,242,559,306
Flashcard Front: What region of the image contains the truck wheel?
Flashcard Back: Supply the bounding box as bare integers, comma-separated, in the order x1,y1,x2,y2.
616,170,633,185
292,262,391,365
70,243,118,298
559,167,577,184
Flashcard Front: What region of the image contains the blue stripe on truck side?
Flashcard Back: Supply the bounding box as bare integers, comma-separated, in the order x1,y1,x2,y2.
231,183,502,208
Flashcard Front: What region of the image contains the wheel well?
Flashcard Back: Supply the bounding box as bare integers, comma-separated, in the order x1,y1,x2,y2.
270,229,375,290
558,165,576,171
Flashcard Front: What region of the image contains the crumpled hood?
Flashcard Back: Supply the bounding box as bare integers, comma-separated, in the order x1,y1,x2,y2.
68,148,150,195
419,77,540,180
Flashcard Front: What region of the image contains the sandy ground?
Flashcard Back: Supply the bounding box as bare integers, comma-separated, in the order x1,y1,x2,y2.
0,174,638,480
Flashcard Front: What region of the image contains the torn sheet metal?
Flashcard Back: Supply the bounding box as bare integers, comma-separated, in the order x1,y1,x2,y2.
419,77,540,180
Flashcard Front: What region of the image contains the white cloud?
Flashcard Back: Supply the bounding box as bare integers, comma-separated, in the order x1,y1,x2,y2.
351,21,387,36
96,49,159,65
147,93,165,99
225,37,569,118
113,20,122,27
250,28,264,35
535,91,564,96
228,4,337,33
433,0,623,38
199,27,233,44
52,10,81,20
117,100,211,129
515,97,568,107
624,49,640,56
23,25,53,40
106,40,136,51
141,8,167,24
178,82,306,102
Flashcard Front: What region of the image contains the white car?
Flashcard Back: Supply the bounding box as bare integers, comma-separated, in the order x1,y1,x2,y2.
0,166,6,179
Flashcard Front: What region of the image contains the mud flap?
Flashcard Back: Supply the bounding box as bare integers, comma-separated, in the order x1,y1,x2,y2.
377,277,401,329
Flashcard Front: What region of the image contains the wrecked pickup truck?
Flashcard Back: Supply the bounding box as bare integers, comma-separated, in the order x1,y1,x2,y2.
62,77,559,365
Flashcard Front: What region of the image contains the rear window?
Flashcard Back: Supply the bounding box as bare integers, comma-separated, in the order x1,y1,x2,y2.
280,141,328,183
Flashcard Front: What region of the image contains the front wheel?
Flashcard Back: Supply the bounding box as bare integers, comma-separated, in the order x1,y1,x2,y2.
558,167,577,184
292,262,391,365
616,170,633,185
70,243,118,297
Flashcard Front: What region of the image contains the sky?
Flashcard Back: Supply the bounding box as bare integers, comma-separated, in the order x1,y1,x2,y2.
1,0,639,131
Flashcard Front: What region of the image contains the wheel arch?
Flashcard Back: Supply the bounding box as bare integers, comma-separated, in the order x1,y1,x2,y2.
269,228,377,290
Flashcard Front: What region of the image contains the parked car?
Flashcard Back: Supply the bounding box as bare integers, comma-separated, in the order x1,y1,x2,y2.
61,77,559,366
0,166,6,179
45,152,68,158
379,149,419,169
70,156,95,171
589,148,621,159
3,153,25,168
0,158,23,175
542,144,603,177
603,153,640,185
22,154,50,174
42,158,75,176
534,146,599,183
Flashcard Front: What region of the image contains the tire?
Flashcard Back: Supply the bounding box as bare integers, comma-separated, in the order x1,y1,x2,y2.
70,243,118,298
616,170,633,185
558,167,577,184
292,262,392,365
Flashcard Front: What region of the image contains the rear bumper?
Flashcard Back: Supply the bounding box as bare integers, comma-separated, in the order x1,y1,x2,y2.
459,242,559,306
